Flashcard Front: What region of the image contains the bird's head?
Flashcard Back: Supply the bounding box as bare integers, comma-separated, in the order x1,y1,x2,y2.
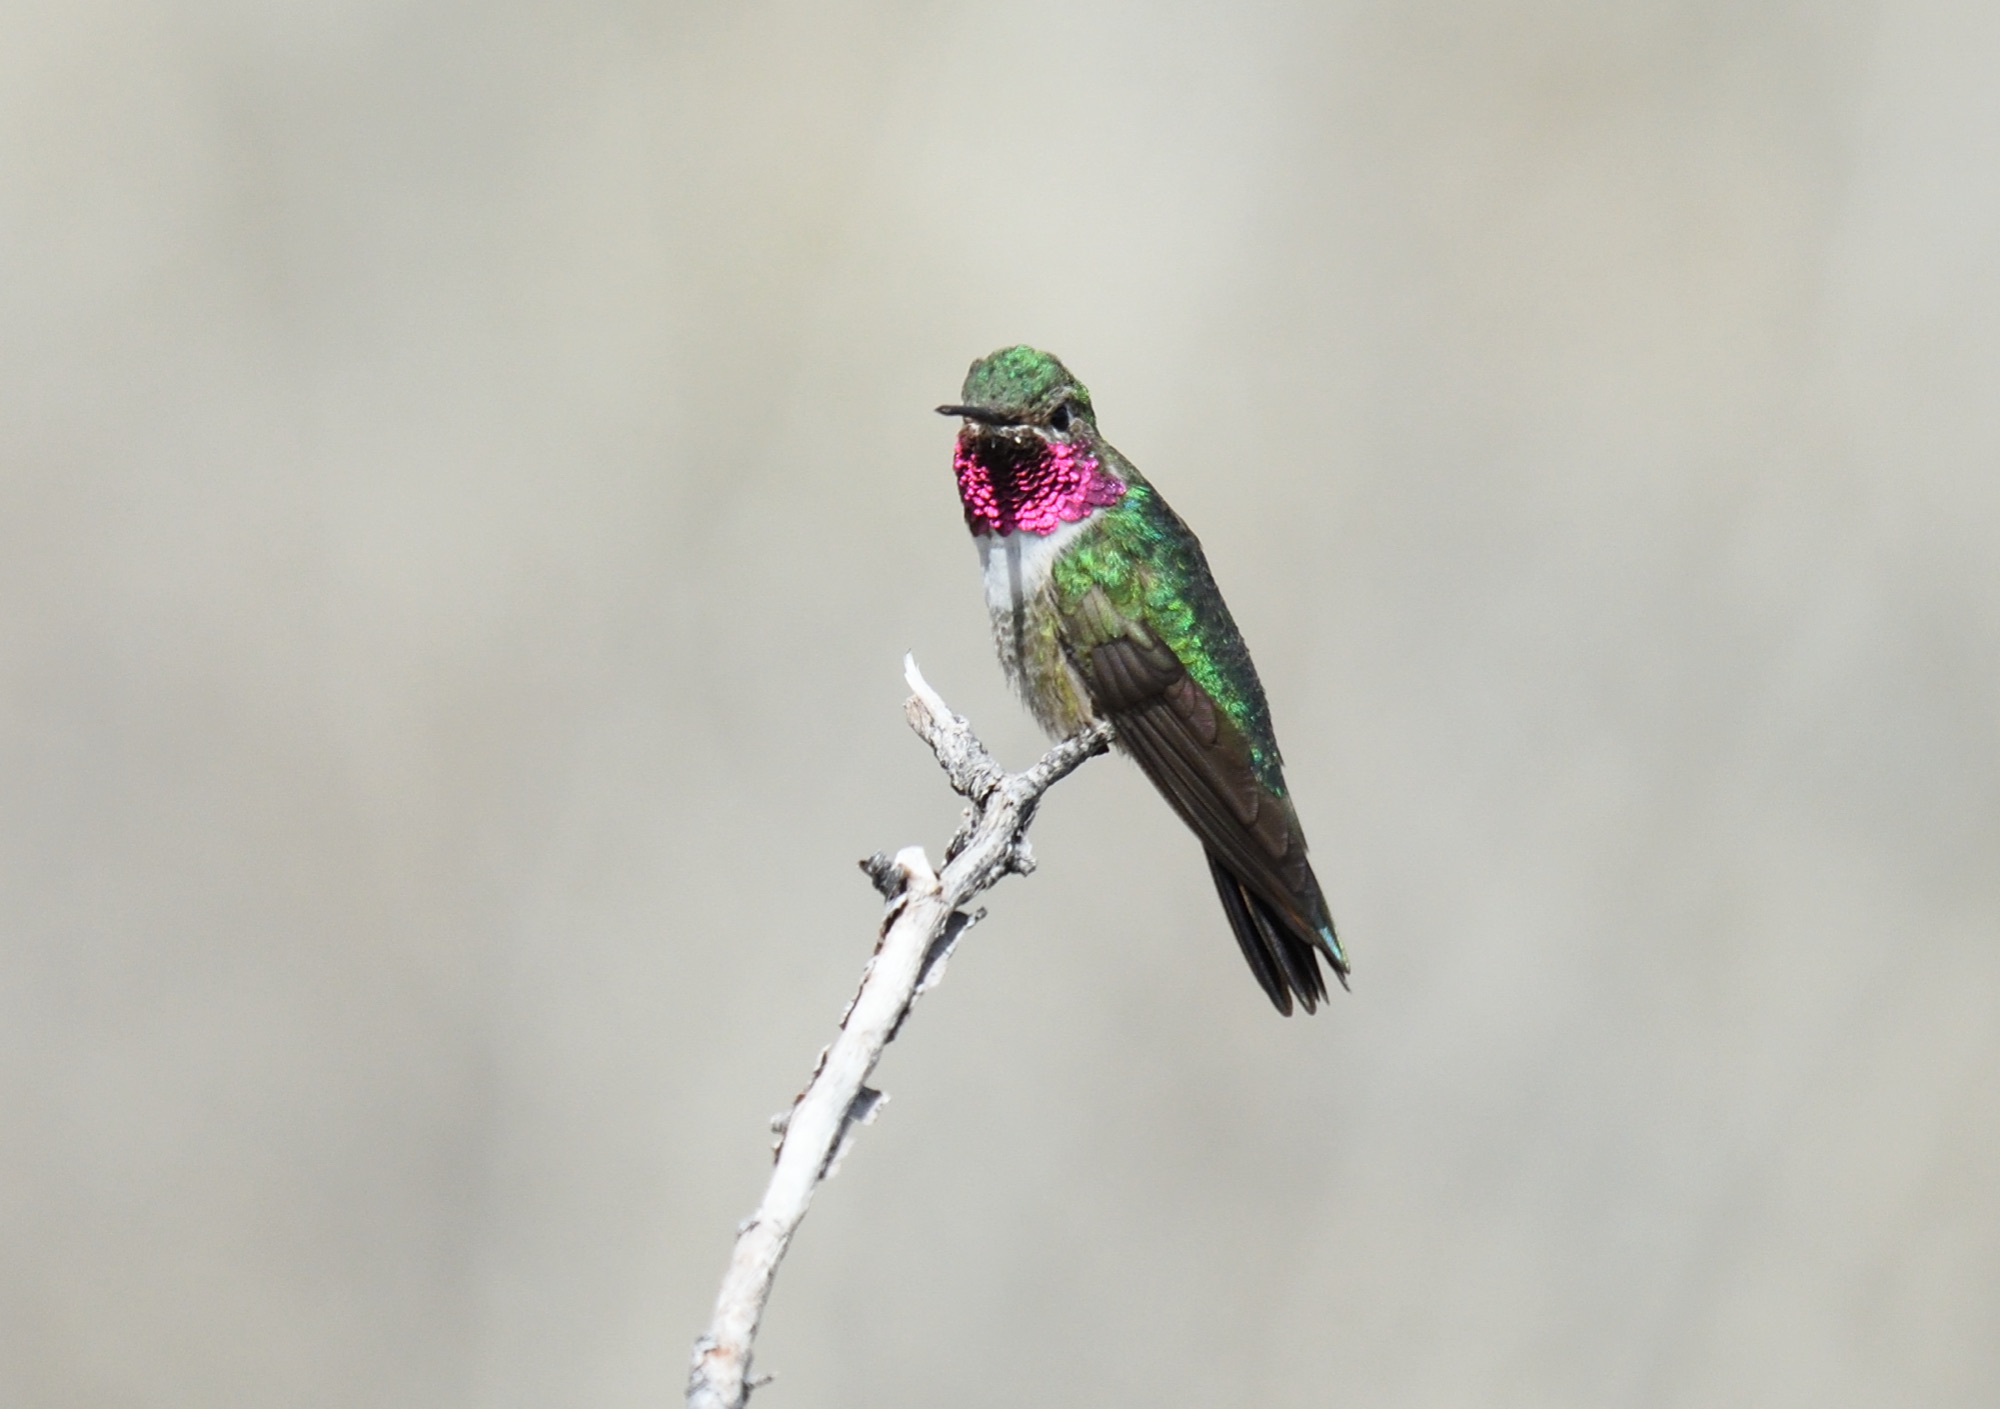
938,347,1123,536
936,345,1097,443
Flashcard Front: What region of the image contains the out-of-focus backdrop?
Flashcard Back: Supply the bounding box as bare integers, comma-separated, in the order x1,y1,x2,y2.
5,2,1997,1405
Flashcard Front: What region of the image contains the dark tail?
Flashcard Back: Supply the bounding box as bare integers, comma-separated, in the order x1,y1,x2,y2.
1206,851,1348,1016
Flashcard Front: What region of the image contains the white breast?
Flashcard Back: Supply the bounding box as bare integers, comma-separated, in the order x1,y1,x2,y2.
976,519,1087,622
973,520,1095,733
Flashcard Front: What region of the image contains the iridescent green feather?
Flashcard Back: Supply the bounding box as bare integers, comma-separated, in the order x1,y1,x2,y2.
961,345,1093,416
1051,478,1286,796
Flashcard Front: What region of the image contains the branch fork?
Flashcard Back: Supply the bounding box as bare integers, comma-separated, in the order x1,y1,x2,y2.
686,657,1112,1409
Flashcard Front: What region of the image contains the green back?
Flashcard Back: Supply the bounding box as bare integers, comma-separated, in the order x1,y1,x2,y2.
1050,473,1285,795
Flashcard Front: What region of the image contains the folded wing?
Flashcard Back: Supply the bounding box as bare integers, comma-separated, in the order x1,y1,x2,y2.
1061,583,1347,1014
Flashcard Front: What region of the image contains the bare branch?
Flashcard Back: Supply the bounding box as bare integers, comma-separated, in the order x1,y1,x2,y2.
686,657,1113,1409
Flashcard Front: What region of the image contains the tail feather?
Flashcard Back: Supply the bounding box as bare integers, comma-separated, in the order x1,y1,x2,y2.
1209,853,1295,1015
1206,852,1340,1016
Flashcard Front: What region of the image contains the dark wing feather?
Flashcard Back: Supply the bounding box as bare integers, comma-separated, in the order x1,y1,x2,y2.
1063,588,1346,1013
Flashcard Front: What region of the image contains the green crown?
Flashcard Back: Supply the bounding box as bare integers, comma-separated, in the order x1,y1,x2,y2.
960,346,1092,415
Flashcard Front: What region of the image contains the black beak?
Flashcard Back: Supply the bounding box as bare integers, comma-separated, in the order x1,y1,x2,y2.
935,404,1019,427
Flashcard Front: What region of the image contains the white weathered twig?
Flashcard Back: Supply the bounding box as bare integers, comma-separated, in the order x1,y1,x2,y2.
686,655,1113,1409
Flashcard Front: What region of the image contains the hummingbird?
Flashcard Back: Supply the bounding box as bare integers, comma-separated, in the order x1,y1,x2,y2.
938,346,1348,1014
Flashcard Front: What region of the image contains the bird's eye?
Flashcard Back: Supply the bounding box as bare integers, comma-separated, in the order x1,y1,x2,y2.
1049,403,1072,433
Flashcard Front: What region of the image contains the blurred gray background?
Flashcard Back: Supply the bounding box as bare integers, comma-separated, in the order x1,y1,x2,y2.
4,1,1997,1405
